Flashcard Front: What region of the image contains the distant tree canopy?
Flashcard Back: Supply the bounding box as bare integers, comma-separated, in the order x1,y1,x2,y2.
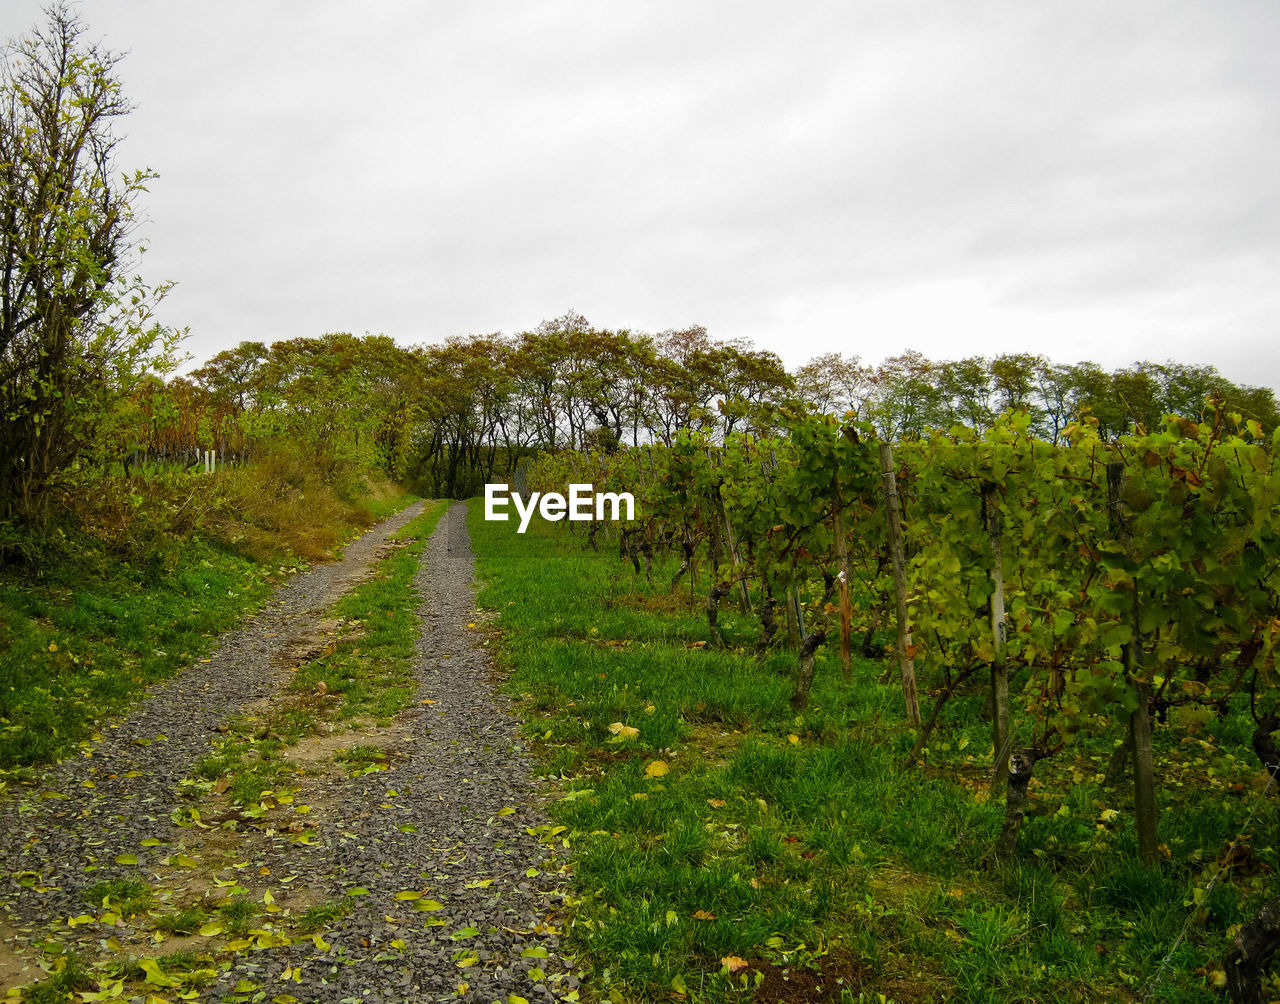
101,311,1277,502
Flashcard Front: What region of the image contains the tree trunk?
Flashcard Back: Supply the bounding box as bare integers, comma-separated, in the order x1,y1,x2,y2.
1107,461,1158,865
757,594,778,654
994,750,1037,860
1103,729,1134,788
983,482,1011,791
719,501,752,614
790,631,828,711
706,581,731,648
880,442,920,727
670,532,695,589
1129,686,1159,865
860,599,885,657
1225,896,1280,1004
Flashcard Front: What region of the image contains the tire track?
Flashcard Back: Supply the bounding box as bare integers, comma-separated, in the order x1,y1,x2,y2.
0,502,426,942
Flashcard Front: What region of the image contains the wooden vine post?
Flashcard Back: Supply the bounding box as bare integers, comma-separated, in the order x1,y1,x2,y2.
834,503,853,677
982,481,1011,789
879,441,920,727
1107,461,1159,866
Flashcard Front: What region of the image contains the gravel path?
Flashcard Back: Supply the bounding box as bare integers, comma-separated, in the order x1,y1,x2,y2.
1,502,571,1003
206,502,569,1003
0,505,424,954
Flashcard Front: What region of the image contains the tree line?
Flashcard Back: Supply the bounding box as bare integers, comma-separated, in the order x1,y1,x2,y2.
3,4,1278,524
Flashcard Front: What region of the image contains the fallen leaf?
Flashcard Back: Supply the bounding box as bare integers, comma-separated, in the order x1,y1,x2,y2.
721,955,748,973
645,760,669,778
691,909,716,920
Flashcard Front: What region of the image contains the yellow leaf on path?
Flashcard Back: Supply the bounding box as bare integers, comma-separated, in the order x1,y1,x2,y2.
311,933,331,952
421,699,437,705
139,958,182,987
721,955,748,973
645,760,669,778
496,807,516,816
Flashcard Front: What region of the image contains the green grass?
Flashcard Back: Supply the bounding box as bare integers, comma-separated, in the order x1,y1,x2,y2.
82,878,154,917
0,539,277,767
0,484,418,769
470,503,1275,1004
152,907,209,935
21,952,91,1004
296,898,351,933
218,897,261,937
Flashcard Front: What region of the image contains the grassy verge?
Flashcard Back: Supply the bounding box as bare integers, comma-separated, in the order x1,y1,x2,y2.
0,470,419,769
470,506,1274,1004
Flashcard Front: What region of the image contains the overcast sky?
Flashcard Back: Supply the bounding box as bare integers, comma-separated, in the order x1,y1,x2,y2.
3,2,1278,387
